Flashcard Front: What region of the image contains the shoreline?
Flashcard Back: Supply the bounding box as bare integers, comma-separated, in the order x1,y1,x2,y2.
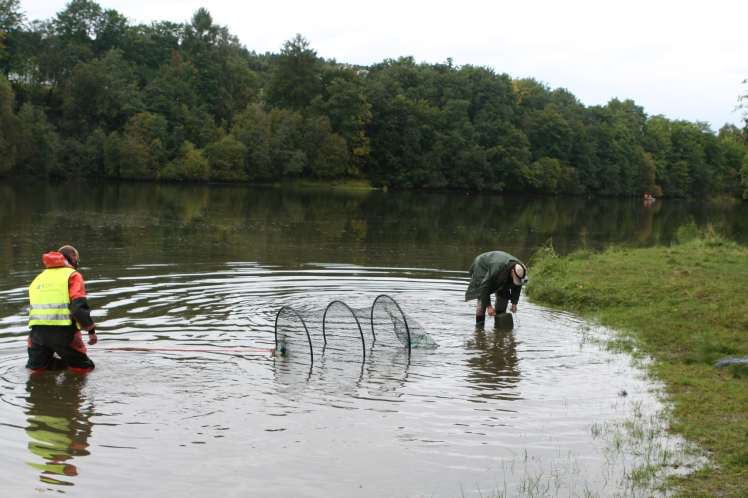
4,176,748,203
526,235,748,496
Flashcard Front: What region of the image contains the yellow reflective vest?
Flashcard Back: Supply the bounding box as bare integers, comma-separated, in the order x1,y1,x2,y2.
28,268,76,327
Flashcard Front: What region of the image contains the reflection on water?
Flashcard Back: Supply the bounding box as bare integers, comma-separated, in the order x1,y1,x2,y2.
25,372,92,487
1,181,747,284
0,181,716,497
0,264,697,497
465,327,520,400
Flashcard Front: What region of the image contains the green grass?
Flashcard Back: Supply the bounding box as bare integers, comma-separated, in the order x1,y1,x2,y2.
527,234,748,497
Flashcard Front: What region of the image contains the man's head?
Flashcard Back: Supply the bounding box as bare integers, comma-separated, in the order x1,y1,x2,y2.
511,263,527,286
58,245,80,269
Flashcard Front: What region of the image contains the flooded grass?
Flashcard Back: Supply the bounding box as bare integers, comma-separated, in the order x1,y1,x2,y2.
593,399,701,497
528,234,748,497
483,382,700,498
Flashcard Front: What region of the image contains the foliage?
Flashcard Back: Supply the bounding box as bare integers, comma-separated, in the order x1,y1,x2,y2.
159,140,208,181
266,34,322,111
0,74,17,175
522,156,562,193
0,1,746,198
16,103,61,176
0,0,24,33
204,135,247,182
62,49,143,134
104,112,166,179
0,0,25,73
310,69,371,172
302,115,349,178
739,78,747,131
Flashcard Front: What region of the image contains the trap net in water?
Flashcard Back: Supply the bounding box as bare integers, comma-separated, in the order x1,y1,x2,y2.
274,294,437,363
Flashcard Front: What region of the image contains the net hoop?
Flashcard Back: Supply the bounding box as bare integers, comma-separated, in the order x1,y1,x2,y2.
371,294,411,356
322,300,366,362
274,305,314,363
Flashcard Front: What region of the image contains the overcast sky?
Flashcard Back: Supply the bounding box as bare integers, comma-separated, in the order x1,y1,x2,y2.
23,0,748,129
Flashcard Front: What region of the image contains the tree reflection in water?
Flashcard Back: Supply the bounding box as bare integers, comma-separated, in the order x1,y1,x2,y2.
1,182,747,282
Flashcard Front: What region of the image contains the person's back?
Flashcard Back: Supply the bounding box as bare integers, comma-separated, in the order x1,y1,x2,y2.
465,251,517,301
465,250,527,327
27,246,97,374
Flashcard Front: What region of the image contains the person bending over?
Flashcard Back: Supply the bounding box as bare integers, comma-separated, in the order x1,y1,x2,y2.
464,250,528,327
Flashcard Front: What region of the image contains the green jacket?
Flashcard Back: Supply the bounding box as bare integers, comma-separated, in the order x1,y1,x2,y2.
464,251,523,306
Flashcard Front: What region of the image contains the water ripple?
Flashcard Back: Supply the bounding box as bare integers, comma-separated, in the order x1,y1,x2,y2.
0,263,692,497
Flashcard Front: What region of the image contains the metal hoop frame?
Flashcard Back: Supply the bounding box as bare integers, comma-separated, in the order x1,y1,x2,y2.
274,305,314,363
370,294,411,356
322,300,366,361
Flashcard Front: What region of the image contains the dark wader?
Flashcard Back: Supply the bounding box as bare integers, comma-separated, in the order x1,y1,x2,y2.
27,326,95,370
475,291,510,326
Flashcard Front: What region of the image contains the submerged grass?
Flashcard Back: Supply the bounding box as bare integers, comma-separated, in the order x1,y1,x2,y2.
527,233,748,497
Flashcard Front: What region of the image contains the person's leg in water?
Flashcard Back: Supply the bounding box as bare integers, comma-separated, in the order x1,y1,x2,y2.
28,328,94,374
476,296,490,328
27,330,68,373
53,330,95,373
495,294,509,314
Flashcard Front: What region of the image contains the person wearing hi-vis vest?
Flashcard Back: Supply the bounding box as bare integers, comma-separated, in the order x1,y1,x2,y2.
27,245,97,373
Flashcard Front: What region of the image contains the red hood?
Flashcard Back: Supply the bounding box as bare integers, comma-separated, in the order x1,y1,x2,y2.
43,252,71,269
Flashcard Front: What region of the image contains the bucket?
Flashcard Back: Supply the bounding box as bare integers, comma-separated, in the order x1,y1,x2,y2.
495,312,514,330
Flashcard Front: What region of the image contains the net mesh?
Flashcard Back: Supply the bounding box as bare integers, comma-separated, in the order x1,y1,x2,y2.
370,294,438,349
274,294,436,363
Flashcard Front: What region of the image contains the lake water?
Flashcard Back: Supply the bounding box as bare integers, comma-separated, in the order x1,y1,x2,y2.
1,182,742,497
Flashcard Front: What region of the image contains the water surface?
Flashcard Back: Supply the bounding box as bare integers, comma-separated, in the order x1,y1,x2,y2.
1,182,735,497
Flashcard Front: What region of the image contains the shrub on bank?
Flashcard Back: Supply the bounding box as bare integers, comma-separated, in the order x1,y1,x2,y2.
205,135,248,182
159,141,209,181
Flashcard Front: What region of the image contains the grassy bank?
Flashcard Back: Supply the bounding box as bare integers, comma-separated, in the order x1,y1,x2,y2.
273,178,377,191
527,233,748,497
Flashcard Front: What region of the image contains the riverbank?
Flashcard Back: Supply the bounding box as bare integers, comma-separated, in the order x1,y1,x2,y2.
272,178,377,191
527,234,748,496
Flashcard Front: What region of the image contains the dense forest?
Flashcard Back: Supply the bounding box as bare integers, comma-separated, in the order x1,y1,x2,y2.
0,0,747,198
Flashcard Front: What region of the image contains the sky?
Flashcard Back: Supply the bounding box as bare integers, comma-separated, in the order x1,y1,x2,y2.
23,0,748,129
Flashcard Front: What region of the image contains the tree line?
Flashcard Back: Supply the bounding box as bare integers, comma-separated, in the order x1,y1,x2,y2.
1,0,747,198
